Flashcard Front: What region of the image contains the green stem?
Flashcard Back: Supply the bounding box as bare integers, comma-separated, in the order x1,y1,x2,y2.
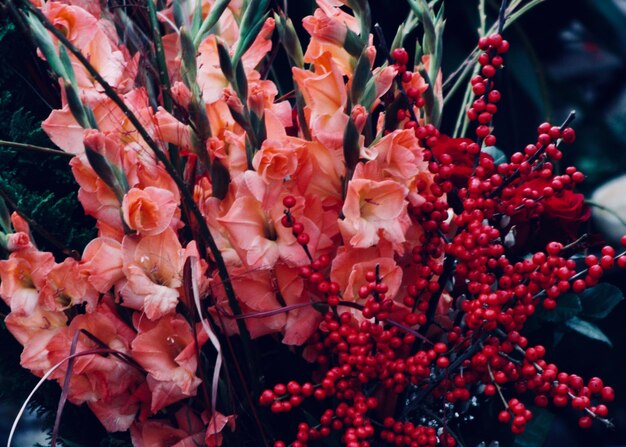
147,0,173,113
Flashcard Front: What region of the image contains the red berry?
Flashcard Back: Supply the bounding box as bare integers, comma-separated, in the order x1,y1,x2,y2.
578,416,593,429
601,386,615,402
292,222,304,235
498,410,511,424
588,377,604,393
391,48,409,65
482,65,496,78
282,195,297,208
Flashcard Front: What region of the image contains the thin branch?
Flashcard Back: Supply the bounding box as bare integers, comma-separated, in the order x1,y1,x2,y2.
0,140,73,158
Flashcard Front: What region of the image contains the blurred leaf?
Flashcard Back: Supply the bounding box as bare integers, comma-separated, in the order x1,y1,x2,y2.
579,283,624,320
605,87,626,145
590,0,626,59
507,38,546,116
553,329,565,347
564,317,612,347
481,146,506,164
511,407,554,447
535,293,582,323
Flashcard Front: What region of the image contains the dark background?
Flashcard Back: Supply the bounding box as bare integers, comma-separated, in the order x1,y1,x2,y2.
2,1,626,446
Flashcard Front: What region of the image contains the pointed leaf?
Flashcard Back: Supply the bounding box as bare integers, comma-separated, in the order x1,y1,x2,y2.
512,407,554,447
59,47,77,89
194,0,231,47
180,28,197,84
64,82,89,129
84,147,124,202
235,59,248,100
217,40,234,82
211,158,231,200
275,13,304,68
0,196,11,233
535,293,582,323
565,317,613,347
351,50,373,105
343,118,361,170
579,283,624,320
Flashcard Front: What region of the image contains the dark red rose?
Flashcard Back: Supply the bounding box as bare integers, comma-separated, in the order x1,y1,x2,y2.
509,178,590,249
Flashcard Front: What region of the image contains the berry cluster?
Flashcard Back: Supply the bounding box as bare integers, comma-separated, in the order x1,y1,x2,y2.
467,33,510,146
257,35,620,447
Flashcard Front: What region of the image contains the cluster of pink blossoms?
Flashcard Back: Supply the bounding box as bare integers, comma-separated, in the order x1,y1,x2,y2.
1,0,622,446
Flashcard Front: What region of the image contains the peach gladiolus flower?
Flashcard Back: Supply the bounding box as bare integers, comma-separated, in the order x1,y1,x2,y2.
0,248,54,314
197,19,275,103
43,2,97,50
130,405,218,447
330,246,403,303
293,53,349,149
120,227,185,319
217,181,319,270
46,302,144,430
209,262,319,344
252,137,305,183
293,53,346,117
339,178,410,250
303,0,368,76
80,237,124,293
39,257,98,312
5,232,31,252
303,7,348,47
362,129,427,183
131,314,206,413
153,107,194,154
122,186,178,236
130,420,190,447
5,306,67,376
205,412,236,447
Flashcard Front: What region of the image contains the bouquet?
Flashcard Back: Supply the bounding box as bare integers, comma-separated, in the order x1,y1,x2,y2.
1,0,623,446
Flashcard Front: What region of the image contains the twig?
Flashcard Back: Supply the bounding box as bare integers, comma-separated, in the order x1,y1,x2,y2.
0,139,73,157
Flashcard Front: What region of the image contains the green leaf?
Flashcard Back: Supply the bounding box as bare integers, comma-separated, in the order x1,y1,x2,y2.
59,47,77,89
64,82,90,129
512,407,554,447
193,0,231,47
579,283,624,320
344,28,365,57
351,50,373,106
84,147,126,203
275,13,304,68
535,293,582,323
343,118,360,171
25,13,66,80
211,158,230,200
233,11,270,65
565,317,613,347
235,59,248,100
0,195,11,233
180,28,197,85
217,40,234,82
